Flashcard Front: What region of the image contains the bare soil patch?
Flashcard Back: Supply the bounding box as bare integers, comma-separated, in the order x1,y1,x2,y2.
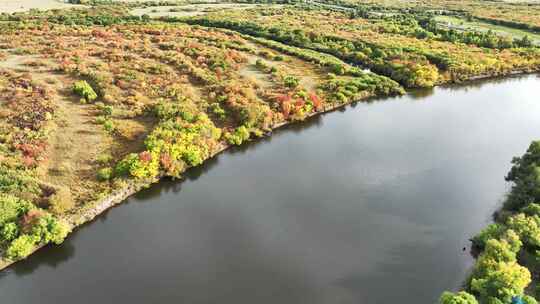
0,0,85,13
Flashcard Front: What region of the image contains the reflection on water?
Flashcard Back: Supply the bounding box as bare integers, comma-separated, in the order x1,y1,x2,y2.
0,242,75,278
1,74,539,304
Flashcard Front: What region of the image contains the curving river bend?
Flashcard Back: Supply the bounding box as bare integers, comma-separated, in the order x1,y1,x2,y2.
1,75,540,303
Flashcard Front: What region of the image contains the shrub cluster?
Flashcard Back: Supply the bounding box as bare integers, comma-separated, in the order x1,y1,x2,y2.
0,194,70,261
73,80,98,103
116,98,222,179
320,73,405,104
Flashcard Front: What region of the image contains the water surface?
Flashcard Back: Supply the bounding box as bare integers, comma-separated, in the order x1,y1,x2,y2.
1,75,540,304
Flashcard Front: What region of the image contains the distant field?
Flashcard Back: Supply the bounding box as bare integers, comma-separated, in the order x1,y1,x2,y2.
130,3,267,18
434,15,540,45
0,0,86,13
0,1,267,16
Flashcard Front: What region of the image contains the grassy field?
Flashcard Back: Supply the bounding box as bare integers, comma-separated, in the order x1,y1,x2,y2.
434,15,540,45
130,3,269,18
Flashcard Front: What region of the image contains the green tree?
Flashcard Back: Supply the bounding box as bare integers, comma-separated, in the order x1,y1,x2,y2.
0,222,19,242
522,203,540,216
0,194,21,226
472,224,504,249
30,215,70,245
225,126,251,146
471,261,530,303
72,80,98,102
517,35,533,48
97,167,113,181
283,75,300,88
506,213,540,247
523,295,539,304
439,291,478,304
6,234,36,260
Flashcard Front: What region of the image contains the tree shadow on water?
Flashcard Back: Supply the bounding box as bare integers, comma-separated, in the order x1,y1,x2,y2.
226,113,324,157
408,87,435,100
133,155,221,202
2,239,76,278
438,73,536,94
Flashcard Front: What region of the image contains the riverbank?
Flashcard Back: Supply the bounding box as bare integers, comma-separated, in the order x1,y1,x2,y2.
1,69,539,272
0,87,381,271
440,140,540,303
4,74,540,303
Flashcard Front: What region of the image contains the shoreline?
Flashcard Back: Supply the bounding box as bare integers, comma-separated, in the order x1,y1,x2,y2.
0,68,538,272
449,67,540,83
0,89,376,271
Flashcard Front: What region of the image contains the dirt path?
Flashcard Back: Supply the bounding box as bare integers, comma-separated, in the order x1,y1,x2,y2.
0,54,109,202
130,3,266,18
240,41,322,92
44,87,109,201
239,55,276,89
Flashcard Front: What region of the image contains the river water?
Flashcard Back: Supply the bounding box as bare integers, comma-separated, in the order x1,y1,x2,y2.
1,75,540,304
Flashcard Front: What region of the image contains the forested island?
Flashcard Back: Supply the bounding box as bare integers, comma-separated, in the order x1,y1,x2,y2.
1,1,540,303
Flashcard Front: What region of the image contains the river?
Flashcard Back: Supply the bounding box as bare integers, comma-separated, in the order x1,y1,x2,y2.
1,75,540,303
